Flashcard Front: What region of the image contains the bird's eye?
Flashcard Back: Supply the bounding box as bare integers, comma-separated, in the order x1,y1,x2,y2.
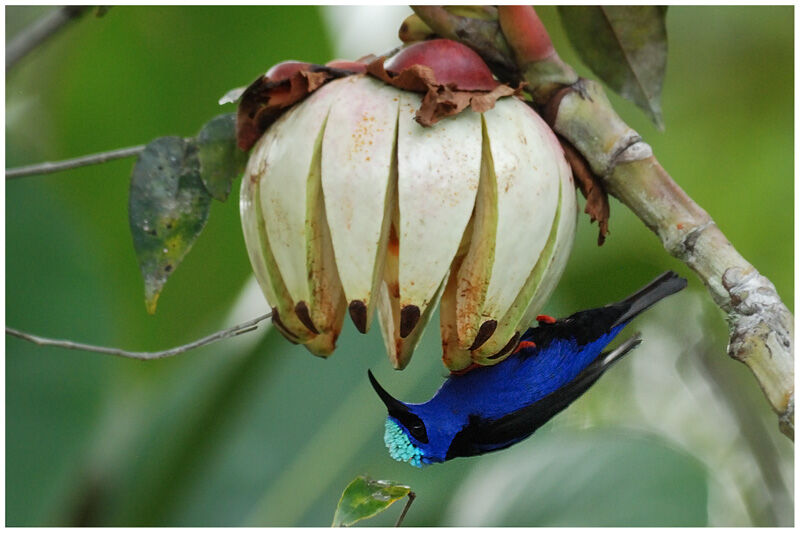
409,424,427,443
392,411,429,444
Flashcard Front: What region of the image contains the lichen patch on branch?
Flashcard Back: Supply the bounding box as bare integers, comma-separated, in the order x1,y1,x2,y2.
722,267,794,435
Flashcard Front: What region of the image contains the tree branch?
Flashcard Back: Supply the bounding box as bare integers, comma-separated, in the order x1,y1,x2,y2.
414,6,794,439
6,6,89,72
6,312,272,361
6,145,146,179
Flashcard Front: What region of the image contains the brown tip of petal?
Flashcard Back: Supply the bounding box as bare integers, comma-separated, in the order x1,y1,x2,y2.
469,320,498,351
488,331,521,360
348,300,368,334
271,307,300,344
399,305,421,338
294,301,320,334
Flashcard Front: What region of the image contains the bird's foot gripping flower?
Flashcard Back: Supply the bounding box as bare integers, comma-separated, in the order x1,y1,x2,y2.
238,39,578,371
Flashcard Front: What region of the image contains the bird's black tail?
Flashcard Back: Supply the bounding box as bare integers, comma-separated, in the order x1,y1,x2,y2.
522,271,687,348
611,271,687,327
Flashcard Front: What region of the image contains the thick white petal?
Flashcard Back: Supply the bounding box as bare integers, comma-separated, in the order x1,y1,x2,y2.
375,204,447,370
470,179,564,363
376,279,399,367
441,256,473,371
241,131,316,343
303,110,347,356
470,104,577,363
472,130,577,365
479,98,559,322
396,92,482,336
321,76,400,333
241,138,278,307
455,120,497,349
259,80,345,305
377,269,445,370
519,134,578,328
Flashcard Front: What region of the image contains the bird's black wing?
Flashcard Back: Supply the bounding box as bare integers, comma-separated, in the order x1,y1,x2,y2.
446,336,642,460
523,271,686,348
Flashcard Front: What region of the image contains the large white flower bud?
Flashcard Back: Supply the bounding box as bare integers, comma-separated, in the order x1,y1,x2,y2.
240,40,577,371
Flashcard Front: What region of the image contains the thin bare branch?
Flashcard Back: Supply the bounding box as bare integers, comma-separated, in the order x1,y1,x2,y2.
6,145,146,179
394,492,416,527
6,312,272,361
6,6,89,72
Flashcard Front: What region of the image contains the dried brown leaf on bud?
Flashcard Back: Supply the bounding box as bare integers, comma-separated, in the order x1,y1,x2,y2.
366,57,521,127
467,84,519,113
559,137,609,245
236,65,357,151
418,83,518,127
366,58,433,91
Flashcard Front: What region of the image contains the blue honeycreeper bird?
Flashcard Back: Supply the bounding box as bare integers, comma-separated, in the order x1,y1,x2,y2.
369,271,687,467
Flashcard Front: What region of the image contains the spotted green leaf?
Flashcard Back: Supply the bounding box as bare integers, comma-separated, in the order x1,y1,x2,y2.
129,136,212,313
332,475,411,527
558,6,668,129
196,113,247,201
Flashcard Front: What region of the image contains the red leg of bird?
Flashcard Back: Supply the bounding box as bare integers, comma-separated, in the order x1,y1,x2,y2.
451,340,538,374
536,314,557,324
513,340,537,354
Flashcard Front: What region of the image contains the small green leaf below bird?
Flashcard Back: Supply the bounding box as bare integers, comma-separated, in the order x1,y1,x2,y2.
332,475,412,527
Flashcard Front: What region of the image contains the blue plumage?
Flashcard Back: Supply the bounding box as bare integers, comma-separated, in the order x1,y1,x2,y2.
370,271,687,467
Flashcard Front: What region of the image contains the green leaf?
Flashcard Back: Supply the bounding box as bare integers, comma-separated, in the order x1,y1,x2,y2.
129,136,212,314
332,475,411,527
195,113,248,201
558,6,668,129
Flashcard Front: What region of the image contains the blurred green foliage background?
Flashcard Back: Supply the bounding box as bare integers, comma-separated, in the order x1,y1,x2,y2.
5,6,793,527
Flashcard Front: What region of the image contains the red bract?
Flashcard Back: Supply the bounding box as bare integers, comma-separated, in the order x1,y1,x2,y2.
384,39,499,91
265,60,313,81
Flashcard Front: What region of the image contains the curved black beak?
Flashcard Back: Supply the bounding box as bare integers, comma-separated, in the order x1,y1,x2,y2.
368,370,409,414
